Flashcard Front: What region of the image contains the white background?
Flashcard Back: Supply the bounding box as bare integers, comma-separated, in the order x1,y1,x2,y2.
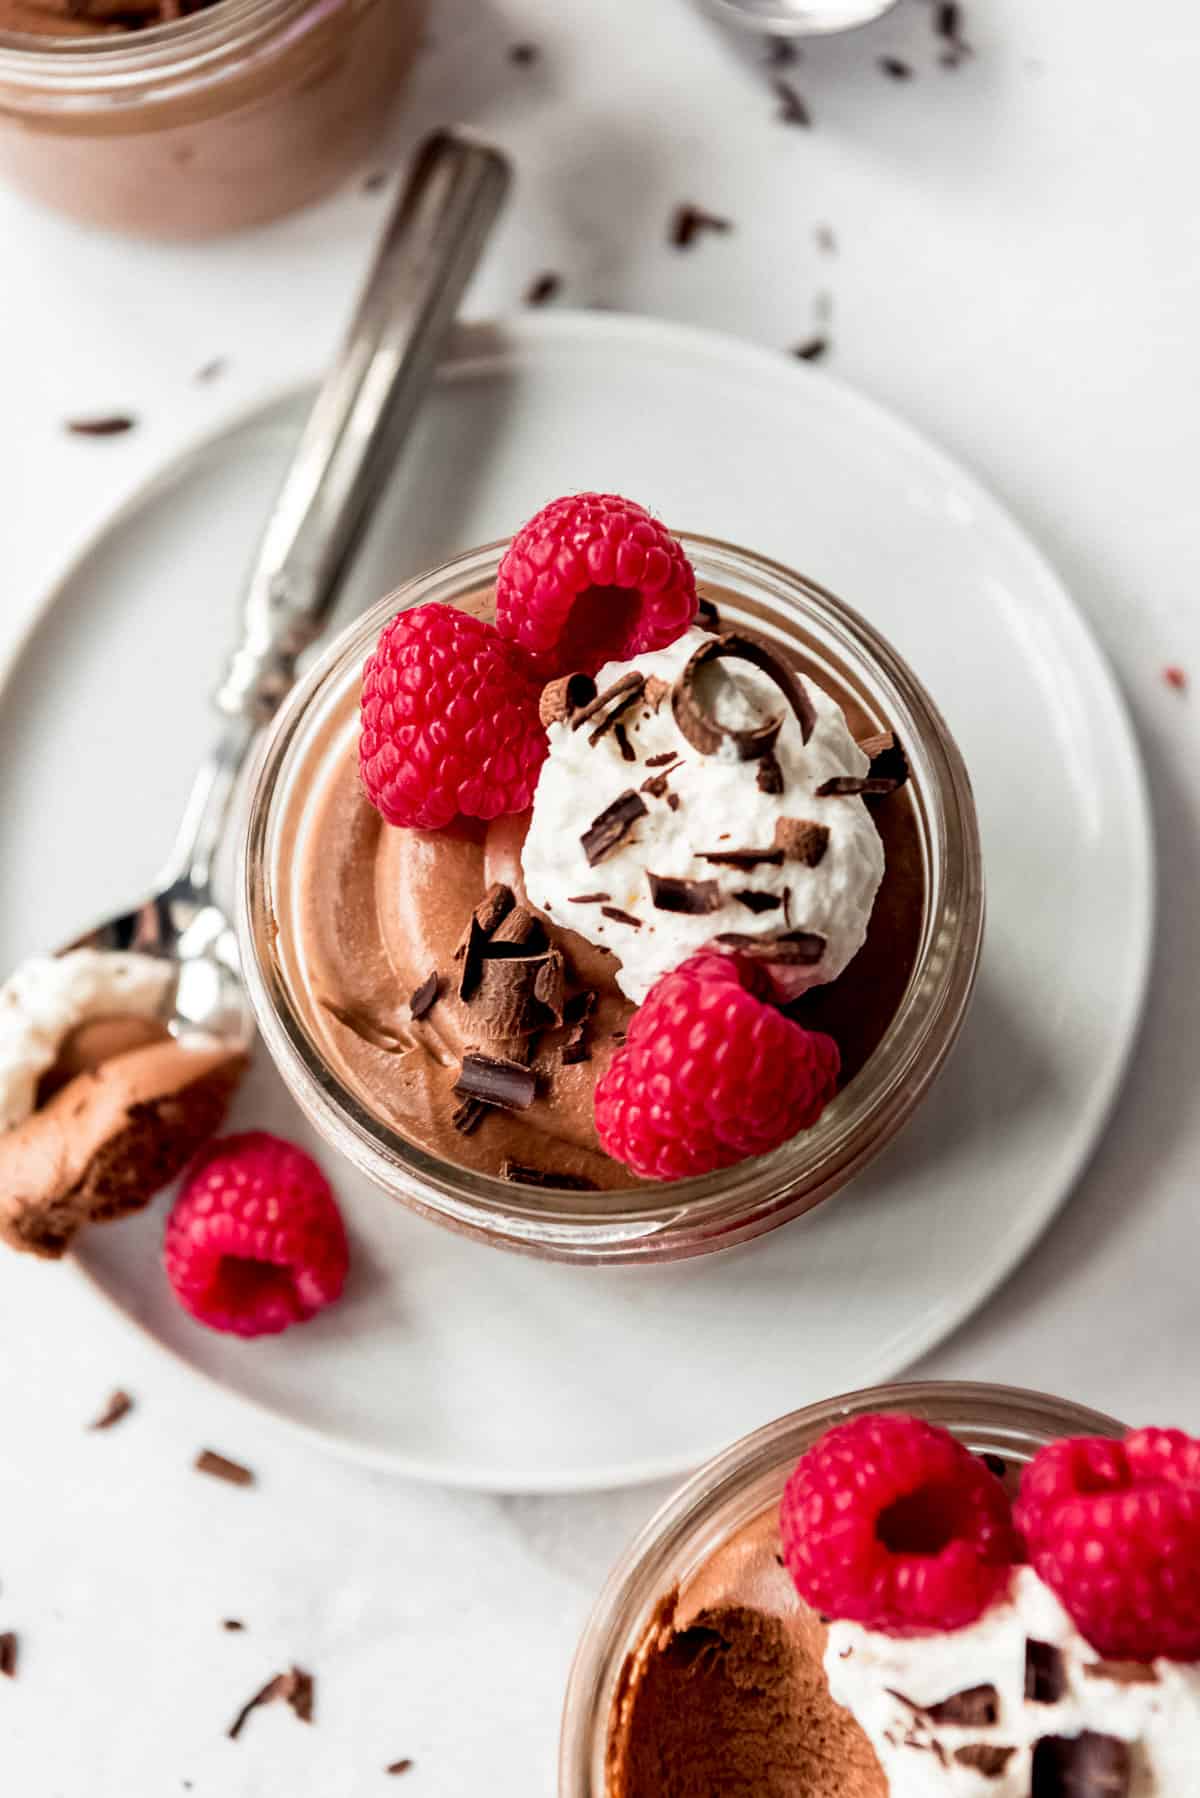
2,0,1199,1791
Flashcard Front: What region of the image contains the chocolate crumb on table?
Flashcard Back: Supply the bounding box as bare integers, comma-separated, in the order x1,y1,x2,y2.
222,1619,246,1632
669,203,732,250
773,78,811,127
525,271,562,306
879,55,913,79
89,1388,133,1431
0,1632,17,1679
194,1449,255,1488
227,1666,313,1741
65,415,136,437
1164,665,1188,691
792,336,830,363
386,1760,414,1776
766,37,800,68
814,222,837,254
193,358,226,383
363,170,388,193
509,41,538,65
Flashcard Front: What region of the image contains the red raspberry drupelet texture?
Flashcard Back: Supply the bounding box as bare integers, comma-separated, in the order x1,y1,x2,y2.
593,950,839,1182
359,603,547,830
495,492,698,675
780,1413,1020,1636
1015,1428,1200,1661
164,1132,349,1338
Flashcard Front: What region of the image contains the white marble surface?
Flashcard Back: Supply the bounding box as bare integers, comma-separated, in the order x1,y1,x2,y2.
2,0,1200,1790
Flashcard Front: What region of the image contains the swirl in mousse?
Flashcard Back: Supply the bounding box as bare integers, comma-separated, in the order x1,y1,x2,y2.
278,493,928,1190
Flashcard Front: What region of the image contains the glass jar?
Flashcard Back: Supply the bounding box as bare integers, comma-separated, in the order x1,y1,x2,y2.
559,1379,1127,1797
0,0,428,237
237,535,984,1263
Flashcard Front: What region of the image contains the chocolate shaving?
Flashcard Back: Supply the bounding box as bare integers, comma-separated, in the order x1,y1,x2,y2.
569,672,646,741
499,1161,600,1191
568,893,611,904
458,915,488,1003
581,790,648,865
613,721,636,762
641,773,673,799
65,414,136,436
601,906,642,929
452,1097,489,1136
561,989,598,1064
857,728,910,790
533,950,566,1025
954,1746,1015,1777
673,632,815,760
646,872,721,914
1026,1640,1068,1703
525,271,562,306
490,905,546,951
926,1685,1000,1727
774,818,829,865
773,78,811,126
409,972,440,1020
195,1450,254,1487
699,846,783,869
733,890,782,914
757,753,784,794
1083,1659,1159,1685
540,672,598,729
475,883,516,936
89,1388,133,1431
696,596,721,631
1031,1732,1130,1797
0,1634,16,1679
644,676,670,708
667,793,681,810
454,1053,537,1111
714,929,825,964
817,773,898,797
457,884,520,1000
227,1666,313,1741
792,336,829,363
645,751,680,768
880,55,913,78
472,954,559,1037
670,203,732,249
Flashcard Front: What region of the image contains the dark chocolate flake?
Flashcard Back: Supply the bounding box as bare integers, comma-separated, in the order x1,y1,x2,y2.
733,889,783,914
454,1053,537,1112
774,818,829,866
926,1685,1000,1727
568,893,611,905
601,906,642,929
857,728,910,790
1025,1639,1067,1703
613,721,636,763
714,929,825,964
667,793,681,811
451,1096,489,1136
816,773,897,797
489,905,546,951
645,751,681,769
572,672,646,741
581,790,648,865
1083,1659,1160,1685
458,915,488,1003
670,203,733,249
699,846,784,870
195,1449,254,1487
66,414,136,437
561,988,597,1065
955,1745,1014,1777
648,872,721,915
0,1633,16,1679
500,1160,600,1192
409,972,440,1020
1031,1731,1131,1797
757,752,784,795
89,1388,133,1430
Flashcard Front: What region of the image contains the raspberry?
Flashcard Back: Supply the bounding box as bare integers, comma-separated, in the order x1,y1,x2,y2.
780,1413,1020,1635
495,492,697,675
359,603,547,830
593,951,839,1181
163,1132,348,1337
1015,1428,1200,1660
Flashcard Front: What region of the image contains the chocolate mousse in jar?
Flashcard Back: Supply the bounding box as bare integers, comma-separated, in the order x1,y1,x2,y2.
559,1380,1185,1798
0,0,427,237
238,502,984,1262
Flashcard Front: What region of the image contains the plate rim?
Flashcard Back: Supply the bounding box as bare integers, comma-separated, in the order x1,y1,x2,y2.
0,308,1155,1492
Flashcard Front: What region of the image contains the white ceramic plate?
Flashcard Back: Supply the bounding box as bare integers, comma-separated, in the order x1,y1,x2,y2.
0,313,1151,1492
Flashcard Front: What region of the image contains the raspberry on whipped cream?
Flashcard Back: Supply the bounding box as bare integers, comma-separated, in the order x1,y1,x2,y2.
0,949,174,1131
825,1564,1200,1796
520,625,887,1004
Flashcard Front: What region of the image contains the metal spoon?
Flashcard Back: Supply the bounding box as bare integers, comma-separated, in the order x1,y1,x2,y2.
704,0,901,35
61,130,510,1057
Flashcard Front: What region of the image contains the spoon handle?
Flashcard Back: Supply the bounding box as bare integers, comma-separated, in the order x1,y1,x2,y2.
160,130,509,895
216,129,510,724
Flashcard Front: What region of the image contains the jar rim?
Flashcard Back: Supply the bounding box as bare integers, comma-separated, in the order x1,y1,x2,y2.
0,0,324,89
236,533,985,1262
559,1378,1128,1798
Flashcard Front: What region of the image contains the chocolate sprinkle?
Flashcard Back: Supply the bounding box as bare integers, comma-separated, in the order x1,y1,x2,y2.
699,846,784,869
774,818,829,866
541,672,598,729
451,1097,489,1136
89,1388,133,1431
581,790,648,865
227,1666,313,1742
1031,1732,1131,1797
66,414,136,437
500,1161,600,1191
792,335,830,363
673,631,816,762
757,752,784,794
733,889,783,914
613,721,636,762
696,596,721,631
525,271,562,306
0,1634,16,1679
409,972,440,1020
1026,1639,1067,1703
601,906,642,929
568,893,611,904
454,1053,537,1111
955,1746,1015,1777
648,872,722,915
670,203,732,249
195,1450,254,1487
714,929,825,964
773,77,811,126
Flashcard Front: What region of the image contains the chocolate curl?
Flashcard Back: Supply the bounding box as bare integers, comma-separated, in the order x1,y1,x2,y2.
672,632,816,760
540,672,597,729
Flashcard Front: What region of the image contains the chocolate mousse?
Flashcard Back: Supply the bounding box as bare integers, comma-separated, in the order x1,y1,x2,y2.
274,589,925,1188
0,0,218,35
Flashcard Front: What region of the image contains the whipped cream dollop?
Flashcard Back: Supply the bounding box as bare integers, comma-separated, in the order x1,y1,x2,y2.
0,949,174,1131
825,1565,1200,1796
521,626,886,1004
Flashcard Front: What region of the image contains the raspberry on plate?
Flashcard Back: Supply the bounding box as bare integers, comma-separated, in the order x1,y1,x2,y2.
164,1132,348,1337
495,492,698,675
780,1412,1020,1635
1016,1427,1200,1661
359,603,547,830
593,950,839,1181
